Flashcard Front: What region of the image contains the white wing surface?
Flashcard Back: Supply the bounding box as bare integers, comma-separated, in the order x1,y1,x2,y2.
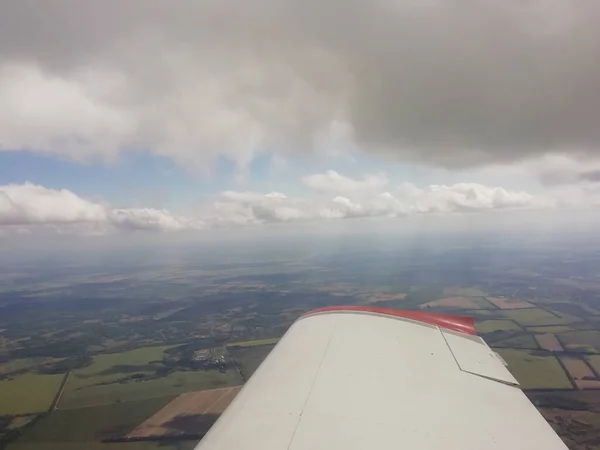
196,306,568,450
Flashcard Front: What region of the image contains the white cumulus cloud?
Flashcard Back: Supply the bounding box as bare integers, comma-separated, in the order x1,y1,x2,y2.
0,183,202,234
302,170,388,194
0,183,107,225
209,191,312,226
207,172,544,227
406,183,540,213
109,208,203,232
1,171,597,236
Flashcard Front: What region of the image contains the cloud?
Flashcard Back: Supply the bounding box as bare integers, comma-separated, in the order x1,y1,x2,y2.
405,183,540,213
302,170,388,194
0,171,595,236
0,183,107,225
108,208,203,232
532,155,600,185
209,191,312,225
208,172,542,226
0,183,202,233
265,192,288,199
1,1,600,169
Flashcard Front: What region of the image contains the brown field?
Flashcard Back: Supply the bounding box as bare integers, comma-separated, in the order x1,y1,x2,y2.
421,297,481,309
365,293,407,304
7,415,35,430
126,386,241,439
535,334,564,351
561,357,596,383
575,379,600,389
487,297,535,310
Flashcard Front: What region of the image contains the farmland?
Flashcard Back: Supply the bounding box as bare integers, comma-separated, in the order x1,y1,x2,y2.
0,374,64,415
496,349,573,389
228,344,276,380
559,357,600,390
559,331,600,353
59,346,242,409
8,397,204,450
442,286,488,297
226,338,280,348
486,297,535,310
475,319,522,333
529,391,600,449
535,334,564,352
364,293,407,304
586,356,600,375
7,442,197,450
0,358,56,376
573,379,600,389
4,234,600,449
500,308,570,327
11,396,173,444
493,334,538,349
126,387,242,440
527,326,573,334
421,296,493,310
4,396,201,450
561,357,595,380
60,368,241,410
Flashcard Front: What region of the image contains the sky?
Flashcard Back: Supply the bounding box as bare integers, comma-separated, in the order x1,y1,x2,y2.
1,0,600,237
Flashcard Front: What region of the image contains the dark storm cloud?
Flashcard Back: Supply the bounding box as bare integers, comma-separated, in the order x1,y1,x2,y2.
1,0,599,168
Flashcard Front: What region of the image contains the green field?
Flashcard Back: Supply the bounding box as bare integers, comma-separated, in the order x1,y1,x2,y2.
8,443,197,450
585,355,600,376
475,320,522,333
560,330,600,353
59,346,243,409
465,309,498,319
493,334,539,349
0,358,54,376
501,308,576,327
545,310,583,324
0,373,64,415
12,396,172,445
8,395,198,449
228,344,275,380
496,349,573,389
561,344,599,354
526,326,573,334
227,338,280,348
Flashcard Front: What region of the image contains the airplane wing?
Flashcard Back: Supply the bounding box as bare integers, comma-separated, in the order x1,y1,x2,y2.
196,306,568,450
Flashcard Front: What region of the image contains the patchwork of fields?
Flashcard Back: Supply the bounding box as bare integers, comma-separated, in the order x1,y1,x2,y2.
59,346,242,409
421,296,494,309
5,291,600,450
226,337,280,348
475,319,522,333
5,396,199,450
126,386,242,440
496,349,574,389
228,344,276,380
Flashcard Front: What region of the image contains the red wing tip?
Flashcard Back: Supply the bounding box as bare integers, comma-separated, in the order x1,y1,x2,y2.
301,306,476,336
